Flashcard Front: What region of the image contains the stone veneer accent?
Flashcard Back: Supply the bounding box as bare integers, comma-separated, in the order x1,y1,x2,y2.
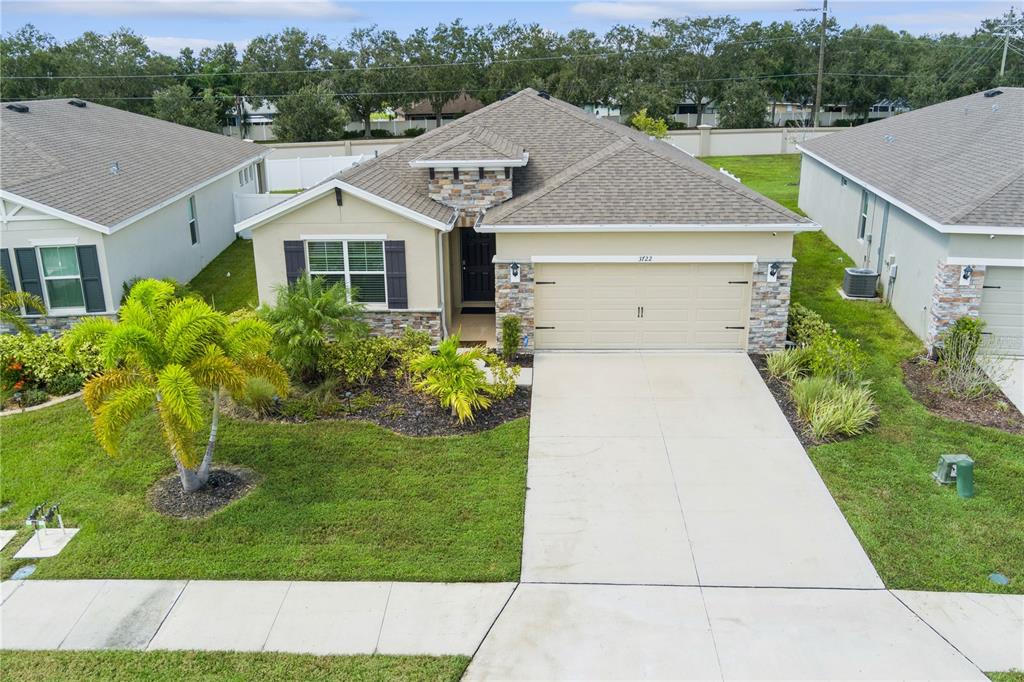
1,314,116,336
494,262,534,352
927,261,985,349
365,310,443,343
747,260,793,353
428,169,512,215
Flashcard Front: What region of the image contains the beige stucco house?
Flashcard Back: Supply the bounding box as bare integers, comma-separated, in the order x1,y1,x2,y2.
1,99,266,331
798,88,1024,354
238,89,813,352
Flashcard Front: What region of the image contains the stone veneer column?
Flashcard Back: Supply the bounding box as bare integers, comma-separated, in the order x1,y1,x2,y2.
927,261,985,349
495,262,534,352
747,260,793,353
364,311,443,343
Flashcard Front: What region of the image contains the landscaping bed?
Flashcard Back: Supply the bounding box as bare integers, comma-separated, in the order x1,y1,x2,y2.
902,356,1024,435
148,465,260,519
751,353,820,449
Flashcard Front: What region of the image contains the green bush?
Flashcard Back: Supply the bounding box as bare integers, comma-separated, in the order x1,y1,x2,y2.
18,387,49,407
791,377,877,440
47,371,85,396
484,353,520,401
321,336,394,386
0,332,101,387
393,328,432,385
936,317,992,399
501,315,522,362
120,277,193,305
765,347,809,382
241,375,278,417
412,336,491,423
788,302,832,346
403,127,426,137
805,330,864,384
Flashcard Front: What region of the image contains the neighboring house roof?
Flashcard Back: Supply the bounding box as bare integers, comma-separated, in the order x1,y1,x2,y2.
799,88,1024,229
336,88,808,228
397,93,484,118
414,127,527,165
1,99,266,232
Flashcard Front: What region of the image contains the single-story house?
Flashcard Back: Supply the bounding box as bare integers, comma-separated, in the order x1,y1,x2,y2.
1,99,267,332
237,88,813,352
797,88,1024,354
396,93,485,122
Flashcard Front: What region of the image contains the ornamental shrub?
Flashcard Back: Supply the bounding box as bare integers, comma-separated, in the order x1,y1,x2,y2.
765,347,809,382
936,317,993,399
47,371,86,396
501,315,522,362
788,303,831,346
412,336,491,423
805,330,864,384
791,376,877,440
321,336,394,387
19,387,49,407
484,353,520,401
0,332,101,388
393,328,432,385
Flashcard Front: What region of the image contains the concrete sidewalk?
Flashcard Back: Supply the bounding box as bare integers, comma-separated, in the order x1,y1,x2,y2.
0,579,514,656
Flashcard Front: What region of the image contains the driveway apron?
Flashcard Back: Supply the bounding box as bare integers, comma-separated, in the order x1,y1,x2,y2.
522,352,882,588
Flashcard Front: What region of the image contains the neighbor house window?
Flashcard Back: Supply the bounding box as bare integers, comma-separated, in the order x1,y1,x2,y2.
39,246,85,310
306,240,386,304
857,190,869,240
840,176,848,187
187,196,199,245
238,170,245,185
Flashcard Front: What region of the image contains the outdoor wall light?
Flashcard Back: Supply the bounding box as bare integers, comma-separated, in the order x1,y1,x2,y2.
768,261,781,282
960,264,974,284
509,262,521,283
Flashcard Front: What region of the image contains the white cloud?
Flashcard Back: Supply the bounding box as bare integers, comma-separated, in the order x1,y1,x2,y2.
4,0,360,19
145,36,250,56
572,1,802,21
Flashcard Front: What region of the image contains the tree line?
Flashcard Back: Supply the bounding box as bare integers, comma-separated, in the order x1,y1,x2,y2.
1,10,1021,140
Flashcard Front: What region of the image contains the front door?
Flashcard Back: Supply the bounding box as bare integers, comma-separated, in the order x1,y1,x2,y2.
461,228,496,301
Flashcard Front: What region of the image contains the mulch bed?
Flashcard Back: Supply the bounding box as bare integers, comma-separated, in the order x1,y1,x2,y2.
751,354,822,449
902,357,1024,434
148,465,260,519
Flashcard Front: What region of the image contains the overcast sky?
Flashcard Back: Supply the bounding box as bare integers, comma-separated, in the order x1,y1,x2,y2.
1,0,1018,56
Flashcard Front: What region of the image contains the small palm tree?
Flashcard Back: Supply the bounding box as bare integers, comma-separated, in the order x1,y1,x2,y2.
259,276,367,382
64,279,289,493
412,335,491,423
1,275,45,334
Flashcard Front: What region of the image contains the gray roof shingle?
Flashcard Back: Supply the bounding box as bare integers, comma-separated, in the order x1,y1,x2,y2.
338,89,807,227
1,99,266,228
800,88,1024,228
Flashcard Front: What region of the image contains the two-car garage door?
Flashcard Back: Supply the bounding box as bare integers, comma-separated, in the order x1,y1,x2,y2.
533,262,753,350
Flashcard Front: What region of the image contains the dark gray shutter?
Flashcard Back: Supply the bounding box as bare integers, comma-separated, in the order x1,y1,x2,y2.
14,248,44,301
0,249,13,289
284,240,305,284
77,245,106,312
384,240,408,309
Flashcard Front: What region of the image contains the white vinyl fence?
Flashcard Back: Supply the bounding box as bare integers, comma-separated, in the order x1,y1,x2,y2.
233,192,290,228
265,154,372,191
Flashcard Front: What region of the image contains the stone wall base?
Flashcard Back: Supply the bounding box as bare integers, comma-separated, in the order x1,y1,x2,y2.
365,310,443,343
748,261,793,353
927,261,985,350
1,314,116,336
494,262,535,353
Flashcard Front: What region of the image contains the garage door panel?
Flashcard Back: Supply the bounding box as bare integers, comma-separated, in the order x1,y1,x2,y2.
534,262,753,350
980,267,1024,355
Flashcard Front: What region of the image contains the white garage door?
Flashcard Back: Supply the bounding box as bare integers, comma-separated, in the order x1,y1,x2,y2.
533,262,753,350
980,266,1024,355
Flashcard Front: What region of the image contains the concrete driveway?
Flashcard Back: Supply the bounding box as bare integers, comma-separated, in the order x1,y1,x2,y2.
522,352,882,589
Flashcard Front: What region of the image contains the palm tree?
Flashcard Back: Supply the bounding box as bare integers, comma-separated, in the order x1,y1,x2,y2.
1,275,45,334
412,335,492,423
63,279,288,493
259,276,367,382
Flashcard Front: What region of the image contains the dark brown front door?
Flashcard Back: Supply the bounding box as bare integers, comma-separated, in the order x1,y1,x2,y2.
461,228,496,301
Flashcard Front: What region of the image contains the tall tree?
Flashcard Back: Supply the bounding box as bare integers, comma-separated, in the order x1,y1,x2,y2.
272,82,348,142
63,280,288,493
482,21,561,102
241,27,332,99
404,20,487,125
334,26,407,138
655,16,739,125
0,24,60,101
717,80,770,128
153,83,223,132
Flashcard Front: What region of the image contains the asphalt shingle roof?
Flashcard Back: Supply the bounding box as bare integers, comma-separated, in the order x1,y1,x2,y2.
1,99,266,228
417,127,526,163
339,89,806,227
800,88,1024,228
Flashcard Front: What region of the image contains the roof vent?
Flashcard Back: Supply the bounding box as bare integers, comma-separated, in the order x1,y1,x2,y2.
499,91,516,100
537,90,550,100
5,103,29,113
68,99,87,108
110,161,121,175
984,89,1003,98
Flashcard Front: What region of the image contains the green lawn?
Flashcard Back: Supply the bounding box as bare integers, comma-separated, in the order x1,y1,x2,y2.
188,238,258,312
1,400,528,582
2,651,469,682
706,154,1024,594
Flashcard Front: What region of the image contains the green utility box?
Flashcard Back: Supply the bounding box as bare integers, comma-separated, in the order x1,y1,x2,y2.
933,454,975,498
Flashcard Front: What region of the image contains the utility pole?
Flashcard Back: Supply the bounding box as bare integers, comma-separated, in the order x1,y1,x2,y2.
812,0,828,129
999,28,1010,79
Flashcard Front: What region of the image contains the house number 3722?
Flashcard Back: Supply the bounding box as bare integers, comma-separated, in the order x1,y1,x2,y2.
638,256,654,262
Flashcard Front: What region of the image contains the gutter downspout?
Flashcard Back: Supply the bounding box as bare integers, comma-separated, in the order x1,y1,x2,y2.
437,209,459,339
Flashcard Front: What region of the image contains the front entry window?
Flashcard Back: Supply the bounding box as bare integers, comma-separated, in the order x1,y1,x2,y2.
40,246,85,309
306,240,386,304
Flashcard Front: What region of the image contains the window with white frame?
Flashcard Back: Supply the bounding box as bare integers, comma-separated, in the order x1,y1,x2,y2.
306,240,386,304
187,196,199,245
39,246,85,310
238,170,245,185
857,189,869,240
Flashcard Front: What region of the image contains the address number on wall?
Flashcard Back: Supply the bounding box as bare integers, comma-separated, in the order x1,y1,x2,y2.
638,256,654,262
